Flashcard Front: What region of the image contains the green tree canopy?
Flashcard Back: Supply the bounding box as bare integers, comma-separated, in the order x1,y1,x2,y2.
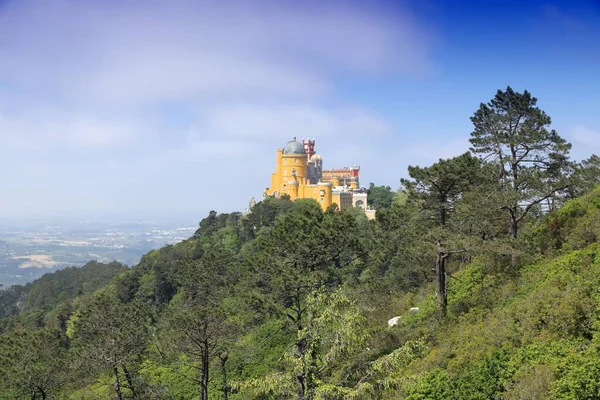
469,86,573,238
0,327,70,399
402,152,481,226
367,183,396,210
71,294,151,400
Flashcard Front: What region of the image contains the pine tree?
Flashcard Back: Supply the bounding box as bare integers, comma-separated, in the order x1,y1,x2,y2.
469,86,573,238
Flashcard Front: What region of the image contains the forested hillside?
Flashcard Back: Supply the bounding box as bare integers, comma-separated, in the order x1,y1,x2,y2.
1,87,600,400
0,260,127,320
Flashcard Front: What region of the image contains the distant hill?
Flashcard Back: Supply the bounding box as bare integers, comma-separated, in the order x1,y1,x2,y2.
0,260,128,319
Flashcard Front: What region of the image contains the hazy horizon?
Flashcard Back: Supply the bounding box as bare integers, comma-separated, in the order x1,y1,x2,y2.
1,0,599,220
0,212,207,227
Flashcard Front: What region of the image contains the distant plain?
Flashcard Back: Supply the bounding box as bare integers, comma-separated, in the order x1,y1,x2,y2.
0,220,197,286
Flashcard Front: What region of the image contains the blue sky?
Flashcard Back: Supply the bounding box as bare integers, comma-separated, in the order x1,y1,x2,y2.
0,0,598,221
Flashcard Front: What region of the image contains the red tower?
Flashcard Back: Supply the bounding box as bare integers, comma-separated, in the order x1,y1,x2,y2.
302,138,316,160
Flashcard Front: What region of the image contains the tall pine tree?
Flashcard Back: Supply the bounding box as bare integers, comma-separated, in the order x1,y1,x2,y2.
470,86,573,238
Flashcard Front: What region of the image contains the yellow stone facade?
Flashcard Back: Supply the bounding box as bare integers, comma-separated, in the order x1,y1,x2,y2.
265,138,368,213
266,141,333,210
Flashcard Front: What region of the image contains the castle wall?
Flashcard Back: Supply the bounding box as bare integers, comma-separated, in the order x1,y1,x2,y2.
266,149,284,196
281,154,307,185
352,191,368,210
297,182,332,210
332,191,353,211
265,139,371,214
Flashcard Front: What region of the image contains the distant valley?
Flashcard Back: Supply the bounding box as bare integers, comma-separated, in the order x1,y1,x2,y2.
0,220,197,286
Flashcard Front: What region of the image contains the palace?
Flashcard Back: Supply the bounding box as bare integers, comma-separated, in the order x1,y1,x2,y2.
265,138,375,218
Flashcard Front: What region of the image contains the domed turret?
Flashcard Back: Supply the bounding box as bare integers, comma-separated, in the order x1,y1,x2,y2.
283,137,306,155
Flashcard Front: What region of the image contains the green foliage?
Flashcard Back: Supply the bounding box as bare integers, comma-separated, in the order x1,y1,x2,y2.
138,357,197,399
367,183,396,210
239,289,372,399
0,283,26,320
0,327,71,399
453,349,510,399
363,202,432,294
504,364,554,400
155,295,232,399
469,86,573,238
241,196,294,240
230,318,293,380
25,261,128,309
115,240,194,305
553,346,600,399
536,185,600,252
569,154,600,197
0,260,127,319
302,290,371,395
195,210,243,240
71,293,152,398
404,369,453,400
402,152,480,226
251,199,366,332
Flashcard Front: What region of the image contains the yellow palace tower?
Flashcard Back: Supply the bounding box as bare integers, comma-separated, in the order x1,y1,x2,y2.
265,138,375,218
265,137,333,210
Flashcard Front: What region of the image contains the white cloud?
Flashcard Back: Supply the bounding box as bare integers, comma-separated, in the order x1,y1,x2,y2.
0,0,433,219
567,124,600,160
0,0,431,106
192,104,391,140
570,124,600,147
0,109,143,149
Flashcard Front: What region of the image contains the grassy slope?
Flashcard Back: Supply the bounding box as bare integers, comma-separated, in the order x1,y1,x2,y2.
379,188,600,399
